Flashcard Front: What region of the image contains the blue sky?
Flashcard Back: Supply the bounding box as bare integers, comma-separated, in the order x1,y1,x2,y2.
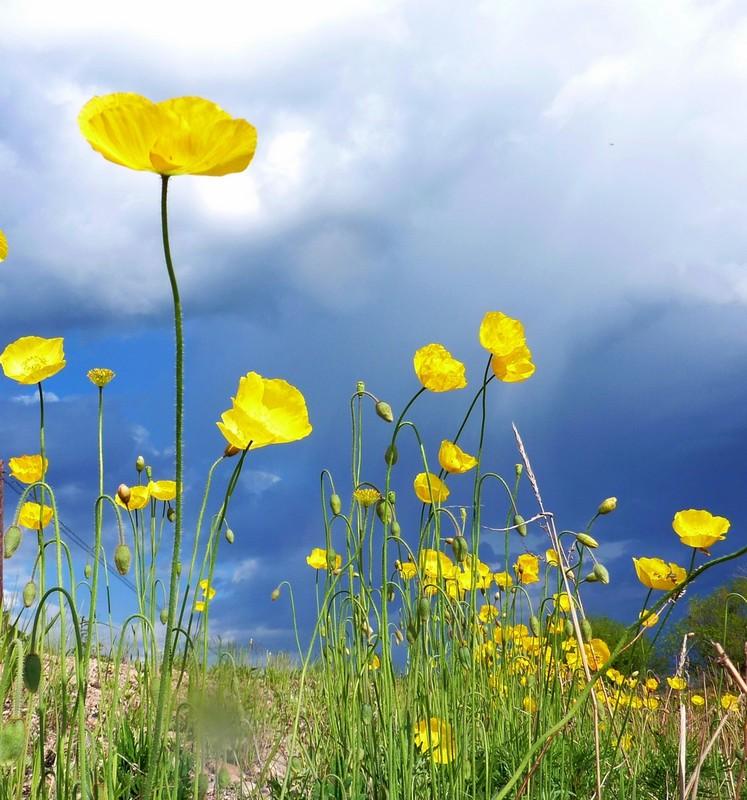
1,0,747,656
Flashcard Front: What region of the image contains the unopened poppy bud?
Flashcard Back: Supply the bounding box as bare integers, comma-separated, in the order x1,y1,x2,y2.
384,444,398,466
387,490,396,503
117,484,131,505
84,563,92,580
530,615,540,637
135,456,145,472
376,499,393,525
451,535,468,563
458,645,471,668
581,619,593,643
576,532,599,549
0,718,26,766
225,528,234,544
515,464,523,478
356,380,365,396
514,514,528,537
406,620,419,644
394,628,404,645
564,620,574,637
598,497,617,515
271,586,281,601
224,443,241,458
160,608,168,625
4,526,21,559
585,571,599,583
593,563,610,584
167,507,176,523
22,580,36,608
391,520,401,538
145,465,152,480
375,400,394,423
114,544,131,576
330,494,342,516
23,653,41,693
387,586,395,602
417,597,431,622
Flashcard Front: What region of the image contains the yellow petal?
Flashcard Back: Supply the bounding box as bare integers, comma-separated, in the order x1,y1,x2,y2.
413,472,450,504
0,229,7,262
413,344,467,392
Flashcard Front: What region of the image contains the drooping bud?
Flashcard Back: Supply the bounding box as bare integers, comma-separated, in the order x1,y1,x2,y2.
167,507,176,523
451,535,468,563
564,619,574,638
384,444,398,466
4,526,21,559
271,586,281,602
417,597,431,622
394,628,404,645
530,615,540,637
135,456,146,473
576,532,599,549
391,520,401,538
598,497,617,515
514,514,528,537
585,571,599,583
376,499,393,525
84,563,92,580
224,443,241,458
581,619,593,643
458,645,471,668
0,718,26,766
406,619,419,644
593,563,610,584
22,581,36,608
117,484,131,505
23,653,41,693
225,528,235,544
375,400,394,423
114,544,131,576
160,608,168,625
330,494,342,516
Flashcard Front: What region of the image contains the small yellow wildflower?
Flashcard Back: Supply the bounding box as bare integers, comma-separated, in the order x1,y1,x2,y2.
413,343,467,392
18,501,54,530
353,487,381,507
673,509,730,550
306,548,341,571
721,694,740,711
494,570,514,590
149,480,177,501
514,553,540,585
0,336,66,385
667,676,687,691
413,717,456,764
546,548,560,567
633,557,687,591
413,472,450,504
0,229,7,262
639,609,659,628
691,694,705,707
115,484,151,510
478,604,499,624
438,440,478,474
8,454,47,484
87,368,116,387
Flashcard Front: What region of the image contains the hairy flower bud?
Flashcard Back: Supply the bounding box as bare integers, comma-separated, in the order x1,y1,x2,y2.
514,514,528,537
391,520,401,538
135,455,145,473
593,563,610,584
4,526,21,559
84,563,92,580
530,615,540,637
451,535,468,563
581,619,593,643
160,608,168,625
598,497,617,515
356,380,365,396
114,544,131,576
0,718,26,766
375,400,394,423
117,484,131,505
23,653,41,693
271,586,281,602
515,463,523,478
225,528,235,544
576,532,599,549
329,494,342,516
384,444,398,466
167,507,176,523
417,597,431,622
22,580,36,608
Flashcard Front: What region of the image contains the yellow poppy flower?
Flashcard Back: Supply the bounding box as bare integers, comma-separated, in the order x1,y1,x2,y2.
306,547,341,571
633,557,687,591
217,372,312,450
479,312,527,356
721,693,739,711
87,368,116,388
457,566,493,592
645,696,660,710
79,93,257,177
198,579,216,600
18,501,54,530
514,553,540,585
667,676,687,691
413,472,450,504
522,696,538,714
691,694,705,707
606,668,624,686
546,548,560,567
368,654,381,670
0,336,66,385
413,717,455,764
115,484,151,510
478,604,499,623
353,487,381,507
494,570,514,590
672,509,730,550
491,345,536,383
419,549,455,579
645,677,659,692
395,560,418,580
438,440,478,474
148,480,177,502
413,343,467,392
0,229,7,262
194,600,207,613
8,454,47,484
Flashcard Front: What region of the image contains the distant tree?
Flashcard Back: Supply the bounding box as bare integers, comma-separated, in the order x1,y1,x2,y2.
586,615,656,675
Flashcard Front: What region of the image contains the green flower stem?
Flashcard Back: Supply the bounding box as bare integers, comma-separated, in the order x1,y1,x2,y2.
143,174,184,800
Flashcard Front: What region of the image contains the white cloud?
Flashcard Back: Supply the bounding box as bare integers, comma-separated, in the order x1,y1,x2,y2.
241,470,281,496
231,558,261,584
11,391,60,405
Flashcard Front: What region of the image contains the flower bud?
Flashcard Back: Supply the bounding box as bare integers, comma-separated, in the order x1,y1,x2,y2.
135,456,145,473
598,497,617,515
394,628,404,645
375,400,394,423
84,563,92,580
167,507,176,523
225,528,234,544
585,571,599,583
593,563,610,585
4,526,21,559
564,619,574,637
458,645,471,668
376,499,393,525
514,514,528,537
22,580,36,608
391,520,401,538
530,615,540,637
581,619,593,643
330,494,342,516
515,464,523,478
224,444,241,458
356,381,365,396
117,484,131,505
384,444,398,466
417,597,431,622
160,608,168,625
23,653,41,693
114,544,131,576
406,620,419,644
271,586,281,601
0,718,26,766
451,535,468,563
576,532,599,549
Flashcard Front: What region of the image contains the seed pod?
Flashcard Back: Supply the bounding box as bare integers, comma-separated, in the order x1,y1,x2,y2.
593,563,610,584
0,718,26,766
135,456,145,473
375,400,394,423
225,528,235,544
330,494,342,516
4,526,21,559
451,535,468,563
114,544,131,576
376,499,393,525
167,507,176,523
514,514,528,537
576,532,599,549
417,597,431,622
116,484,131,505
384,444,398,466
160,608,168,625
598,497,617,515
581,619,593,643
361,703,373,724
22,580,36,608
564,619,574,638
23,653,42,693
197,773,209,800
84,563,92,580
271,586,281,602
530,615,540,637
406,620,419,645
390,520,401,538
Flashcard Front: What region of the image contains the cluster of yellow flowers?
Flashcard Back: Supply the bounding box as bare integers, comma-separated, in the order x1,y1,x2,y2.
114,480,178,510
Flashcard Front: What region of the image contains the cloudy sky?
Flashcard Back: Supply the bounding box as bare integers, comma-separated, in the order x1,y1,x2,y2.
2,0,746,657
